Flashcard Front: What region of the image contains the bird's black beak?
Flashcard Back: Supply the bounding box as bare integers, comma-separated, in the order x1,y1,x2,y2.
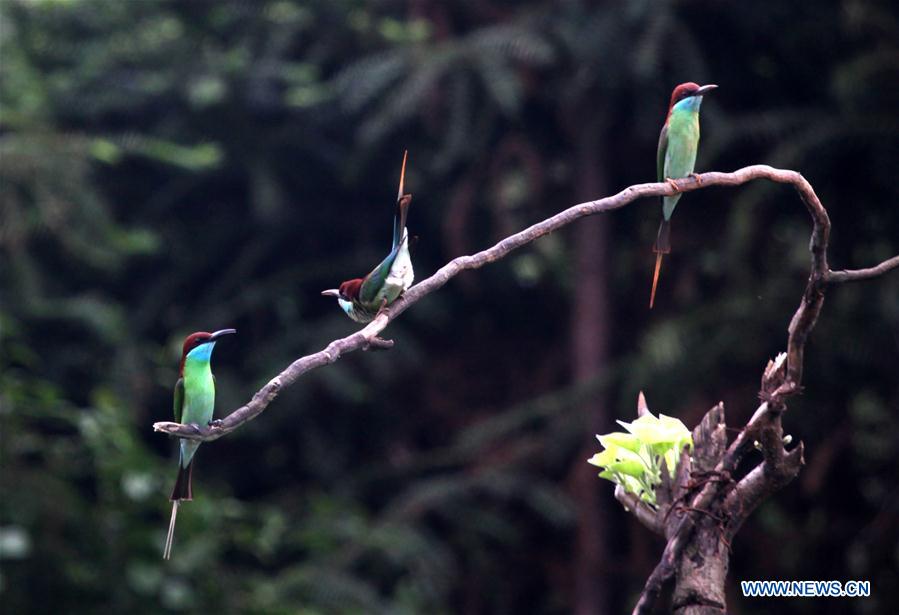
695,84,718,96
210,328,237,341
321,289,340,298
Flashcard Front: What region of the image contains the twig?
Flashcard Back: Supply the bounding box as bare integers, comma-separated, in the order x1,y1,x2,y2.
826,255,899,284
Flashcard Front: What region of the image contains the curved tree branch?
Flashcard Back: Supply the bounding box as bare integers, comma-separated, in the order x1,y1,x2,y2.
826,255,899,284
153,165,898,442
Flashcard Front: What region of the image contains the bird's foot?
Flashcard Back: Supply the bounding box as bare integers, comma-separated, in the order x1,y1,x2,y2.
363,336,395,351
207,418,224,428
364,300,394,350
689,173,703,185
375,297,391,320
666,178,682,192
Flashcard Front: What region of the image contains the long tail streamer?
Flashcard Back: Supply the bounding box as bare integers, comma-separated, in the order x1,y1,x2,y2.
163,500,179,560
649,252,664,309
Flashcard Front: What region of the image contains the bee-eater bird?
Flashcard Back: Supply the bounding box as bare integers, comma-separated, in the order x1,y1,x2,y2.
650,82,718,309
322,151,414,323
163,328,235,560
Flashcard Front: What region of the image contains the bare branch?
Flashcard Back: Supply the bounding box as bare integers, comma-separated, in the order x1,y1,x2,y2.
724,443,804,541
153,165,898,442
826,255,899,284
615,485,664,536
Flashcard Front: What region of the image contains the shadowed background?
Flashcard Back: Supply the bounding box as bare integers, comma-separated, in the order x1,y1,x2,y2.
1,1,898,613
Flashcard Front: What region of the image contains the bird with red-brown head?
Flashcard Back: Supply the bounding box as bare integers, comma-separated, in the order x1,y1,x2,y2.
322,151,415,323
163,328,235,560
650,82,718,308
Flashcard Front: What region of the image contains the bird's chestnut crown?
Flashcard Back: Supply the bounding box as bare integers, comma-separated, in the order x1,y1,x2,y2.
178,329,235,375
181,332,214,358
668,82,717,108
180,329,236,358
339,278,364,301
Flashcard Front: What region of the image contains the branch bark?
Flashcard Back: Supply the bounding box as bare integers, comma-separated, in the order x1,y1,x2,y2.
153,165,898,441
826,254,899,284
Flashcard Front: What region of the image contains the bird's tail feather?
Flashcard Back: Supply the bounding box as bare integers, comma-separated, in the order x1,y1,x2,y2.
653,218,672,255
650,253,664,309
170,459,193,501
392,151,412,250
650,219,672,309
164,459,193,560
163,500,179,560
393,195,412,250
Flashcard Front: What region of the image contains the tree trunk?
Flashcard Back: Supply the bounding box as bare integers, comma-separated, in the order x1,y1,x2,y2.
672,522,728,614
570,127,612,615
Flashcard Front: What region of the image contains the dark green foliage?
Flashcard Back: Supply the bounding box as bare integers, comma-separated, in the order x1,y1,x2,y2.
1,1,897,613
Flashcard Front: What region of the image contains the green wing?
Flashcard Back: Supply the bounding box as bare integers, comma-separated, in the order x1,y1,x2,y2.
361,193,412,304
173,378,184,423
360,247,399,304
656,123,669,183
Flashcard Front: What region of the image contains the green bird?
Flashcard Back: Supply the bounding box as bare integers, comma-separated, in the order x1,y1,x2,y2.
322,151,414,323
163,328,235,560
650,82,718,308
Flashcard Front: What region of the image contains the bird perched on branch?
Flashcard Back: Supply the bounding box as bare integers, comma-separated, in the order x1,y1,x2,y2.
322,151,414,323
163,328,235,560
650,82,717,309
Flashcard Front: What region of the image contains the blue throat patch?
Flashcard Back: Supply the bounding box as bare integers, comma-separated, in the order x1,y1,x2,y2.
186,341,216,363
673,95,704,113
338,297,355,316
